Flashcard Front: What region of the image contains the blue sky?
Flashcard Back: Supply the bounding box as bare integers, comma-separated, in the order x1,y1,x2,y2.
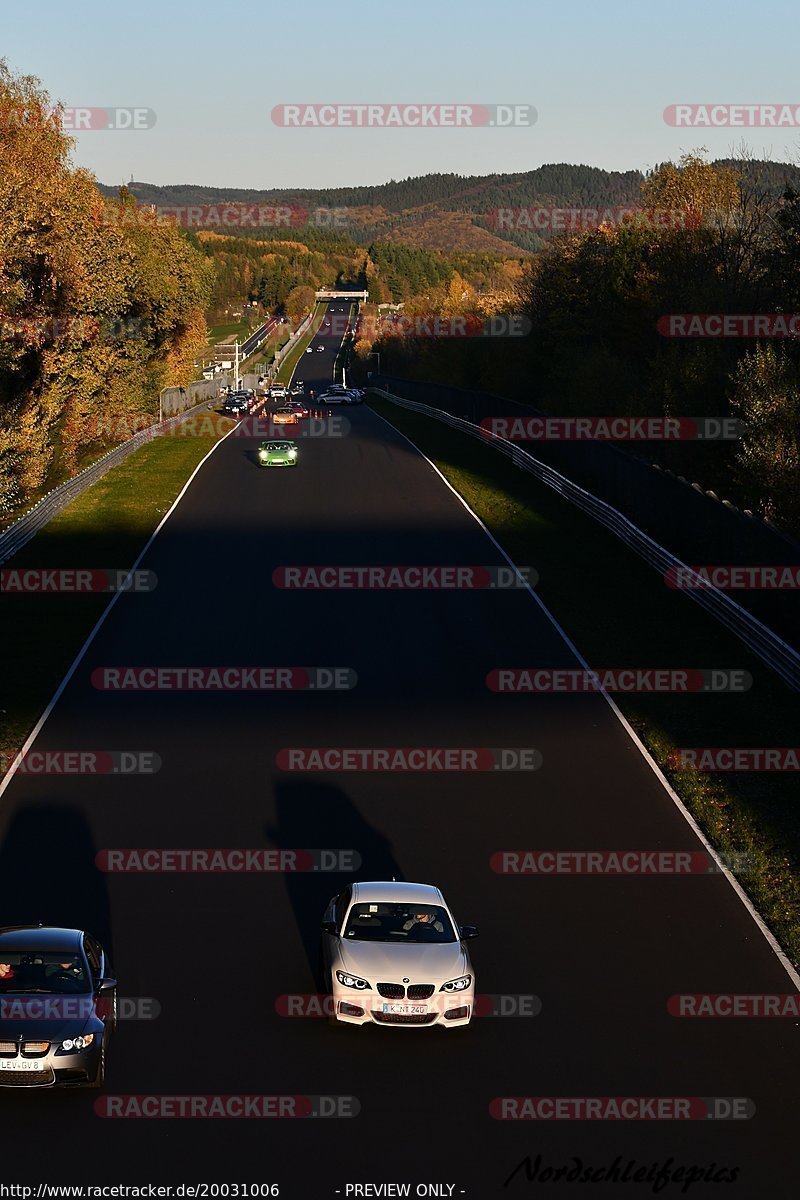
5,0,800,189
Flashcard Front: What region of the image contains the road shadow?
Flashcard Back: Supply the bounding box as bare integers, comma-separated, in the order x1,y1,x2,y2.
0,804,112,957
266,781,403,988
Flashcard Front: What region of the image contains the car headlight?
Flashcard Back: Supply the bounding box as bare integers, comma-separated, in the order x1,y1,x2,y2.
336,970,371,990
58,1034,95,1053
440,975,472,992
288,449,297,458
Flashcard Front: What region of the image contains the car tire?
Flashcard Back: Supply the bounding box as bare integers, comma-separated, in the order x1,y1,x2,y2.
88,1041,106,1089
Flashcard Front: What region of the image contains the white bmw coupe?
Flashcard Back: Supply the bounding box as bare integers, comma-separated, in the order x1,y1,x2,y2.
321,881,478,1028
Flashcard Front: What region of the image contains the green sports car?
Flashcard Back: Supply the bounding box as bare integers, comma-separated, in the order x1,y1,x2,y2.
258,440,298,467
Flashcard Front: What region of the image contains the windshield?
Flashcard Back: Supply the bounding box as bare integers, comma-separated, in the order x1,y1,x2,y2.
0,951,89,993
343,902,456,944
261,442,294,451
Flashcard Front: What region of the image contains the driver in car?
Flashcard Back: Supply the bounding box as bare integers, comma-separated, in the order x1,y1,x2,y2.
45,958,83,984
402,909,444,934
0,962,16,983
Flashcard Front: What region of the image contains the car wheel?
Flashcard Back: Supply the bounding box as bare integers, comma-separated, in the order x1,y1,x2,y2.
88,1041,106,1089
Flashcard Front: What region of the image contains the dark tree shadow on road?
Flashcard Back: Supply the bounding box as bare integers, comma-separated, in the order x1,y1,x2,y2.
266,781,403,988
0,805,112,957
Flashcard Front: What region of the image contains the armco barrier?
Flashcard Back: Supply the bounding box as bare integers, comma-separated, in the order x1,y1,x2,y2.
0,308,325,566
0,396,225,566
371,388,800,692
272,309,316,376
373,376,800,645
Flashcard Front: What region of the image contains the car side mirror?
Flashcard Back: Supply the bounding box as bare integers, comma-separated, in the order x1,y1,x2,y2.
97,977,117,992
321,921,338,936
459,925,479,940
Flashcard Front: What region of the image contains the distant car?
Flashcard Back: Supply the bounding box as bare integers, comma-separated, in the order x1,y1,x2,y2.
0,925,116,1088
319,389,361,405
316,346,324,352
288,401,309,418
290,383,304,397
269,385,288,400
305,347,313,354
321,881,477,1028
258,440,298,467
273,407,298,425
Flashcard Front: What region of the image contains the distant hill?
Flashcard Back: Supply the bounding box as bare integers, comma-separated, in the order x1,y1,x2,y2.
99,161,800,254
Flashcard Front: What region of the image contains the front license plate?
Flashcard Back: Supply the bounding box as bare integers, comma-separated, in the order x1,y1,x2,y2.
382,1004,427,1015
2,1058,43,1071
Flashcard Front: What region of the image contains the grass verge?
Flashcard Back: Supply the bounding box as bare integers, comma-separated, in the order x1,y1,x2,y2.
0,414,232,762
369,392,800,967
207,319,251,344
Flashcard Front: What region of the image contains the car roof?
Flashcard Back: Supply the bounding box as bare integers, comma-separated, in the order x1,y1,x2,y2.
351,881,445,906
0,926,83,951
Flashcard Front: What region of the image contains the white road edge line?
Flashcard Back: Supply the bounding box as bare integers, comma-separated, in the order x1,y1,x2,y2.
369,403,800,990
0,419,239,805
1,299,346,800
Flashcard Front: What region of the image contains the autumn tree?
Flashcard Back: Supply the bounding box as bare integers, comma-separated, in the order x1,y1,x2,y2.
285,285,316,324
0,60,211,509
730,344,800,529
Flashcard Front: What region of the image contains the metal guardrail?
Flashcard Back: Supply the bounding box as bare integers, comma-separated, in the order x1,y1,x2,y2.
372,388,800,692
0,397,219,566
241,316,278,358
0,308,323,566
271,310,315,376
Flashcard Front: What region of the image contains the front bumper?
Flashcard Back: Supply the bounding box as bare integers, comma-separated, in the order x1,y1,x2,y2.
331,985,473,1028
0,1046,101,1088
